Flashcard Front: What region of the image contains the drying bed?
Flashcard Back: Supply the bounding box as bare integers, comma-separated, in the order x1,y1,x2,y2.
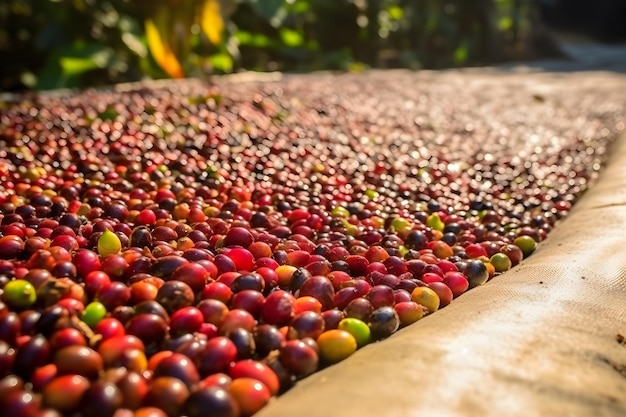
0,69,625,417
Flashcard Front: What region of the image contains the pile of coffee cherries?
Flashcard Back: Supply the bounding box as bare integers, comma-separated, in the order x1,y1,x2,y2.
0,71,623,417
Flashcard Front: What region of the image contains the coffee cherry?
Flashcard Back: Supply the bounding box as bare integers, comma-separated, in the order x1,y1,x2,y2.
142,376,190,417
13,334,51,378
183,386,240,417
228,377,271,417
82,301,107,328
53,345,103,379
169,306,204,337
0,235,25,260
79,380,124,417
490,252,512,272
442,272,469,298
260,291,295,326
278,339,319,378
42,374,90,414
116,371,149,410
367,306,400,340
2,389,40,417
152,353,200,388
427,282,454,308
513,235,537,257
155,280,195,314
338,317,371,347
2,280,37,310
97,230,122,257
284,306,319,338
125,313,168,347
317,329,357,364
228,359,280,395
411,287,440,313
394,301,425,326
196,337,238,376
463,260,489,288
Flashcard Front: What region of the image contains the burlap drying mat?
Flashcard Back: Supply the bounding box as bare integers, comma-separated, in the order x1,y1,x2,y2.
256,112,626,417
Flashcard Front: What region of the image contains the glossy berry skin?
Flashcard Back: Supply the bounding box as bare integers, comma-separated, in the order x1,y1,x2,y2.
288,311,325,340
142,376,190,417
13,334,51,379
48,327,87,351
152,353,200,388
260,291,295,326
183,386,240,417
228,377,271,417
81,301,107,328
97,335,145,367
321,309,345,330
490,253,512,272
298,276,335,311
228,359,280,396
411,287,440,313
343,297,374,322
464,260,489,288
2,280,37,310
394,301,425,327
368,306,400,340
197,299,229,325
366,285,395,309
427,282,454,308
513,235,537,257
196,337,238,376
53,345,103,379
316,329,357,364
155,280,195,314
171,263,210,293
97,230,121,257
278,340,319,378
0,235,26,260
253,324,286,358
42,374,90,414
125,313,168,346
201,282,233,304
169,306,204,337
442,272,469,298
219,309,256,335
223,227,254,248
80,380,124,417
337,318,371,348
2,388,41,417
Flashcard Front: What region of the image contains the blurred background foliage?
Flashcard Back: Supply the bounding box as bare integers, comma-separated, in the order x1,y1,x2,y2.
0,0,621,91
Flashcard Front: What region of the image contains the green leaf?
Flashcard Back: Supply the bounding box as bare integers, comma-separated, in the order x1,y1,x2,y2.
453,45,468,64
199,0,225,45
60,57,99,76
145,16,184,78
498,16,513,31
388,5,404,20
59,46,112,77
279,28,304,47
210,52,233,73
288,0,310,14
236,31,273,48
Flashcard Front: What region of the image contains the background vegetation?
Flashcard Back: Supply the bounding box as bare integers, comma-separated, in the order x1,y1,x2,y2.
0,0,570,91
